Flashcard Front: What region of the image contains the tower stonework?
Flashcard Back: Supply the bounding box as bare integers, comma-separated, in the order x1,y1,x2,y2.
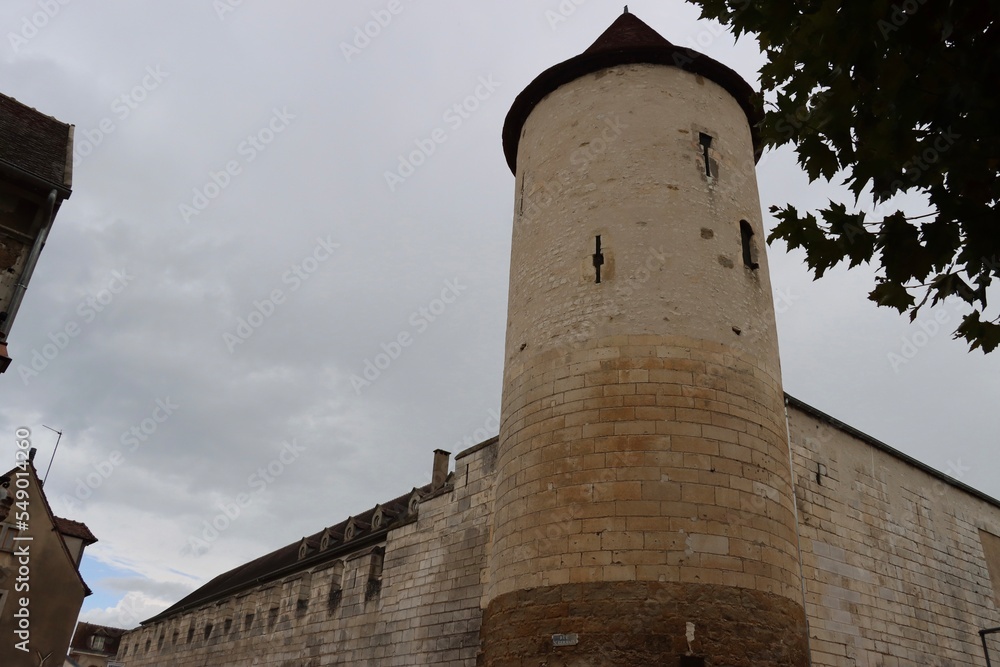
482,13,809,667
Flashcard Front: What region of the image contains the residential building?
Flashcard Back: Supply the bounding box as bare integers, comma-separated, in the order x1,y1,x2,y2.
0,450,97,667
0,92,74,374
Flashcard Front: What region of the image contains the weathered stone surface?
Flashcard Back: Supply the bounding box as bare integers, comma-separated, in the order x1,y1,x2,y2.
480,581,809,666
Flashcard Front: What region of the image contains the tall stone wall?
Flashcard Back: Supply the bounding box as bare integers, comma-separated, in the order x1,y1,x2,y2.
117,440,496,667
788,402,1000,666
116,404,1000,667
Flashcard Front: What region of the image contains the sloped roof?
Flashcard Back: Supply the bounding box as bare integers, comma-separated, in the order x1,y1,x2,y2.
0,92,73,190
55,516,98,544
142,480,442,625
70,621,126,655
1,460,93,595
502,11,762,174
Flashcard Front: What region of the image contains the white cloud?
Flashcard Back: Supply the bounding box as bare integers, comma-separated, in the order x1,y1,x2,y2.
80,591,172,630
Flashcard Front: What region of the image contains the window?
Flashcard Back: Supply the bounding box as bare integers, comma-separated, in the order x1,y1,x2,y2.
224,617,233,634
296,572,312,617
740,220,759,270
980,530,1000,605
244,613,254,631
592,236,605,284
187,627,194,643
268,606,279,632
0,524,19,552
90,635,105,651
328,560,345,612
698,132,714,177
365,549,385,601
204,623,213,640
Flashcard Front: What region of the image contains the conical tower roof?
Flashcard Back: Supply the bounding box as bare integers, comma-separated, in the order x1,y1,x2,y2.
502,11,762,174
584,10,676,53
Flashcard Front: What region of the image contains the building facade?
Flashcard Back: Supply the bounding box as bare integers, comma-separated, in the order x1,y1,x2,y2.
0,93,74,374
66,621,127,667
0,451,97,667
117,12,1000,667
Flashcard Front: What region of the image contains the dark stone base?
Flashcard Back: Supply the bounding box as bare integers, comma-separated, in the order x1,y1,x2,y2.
479,581,809,667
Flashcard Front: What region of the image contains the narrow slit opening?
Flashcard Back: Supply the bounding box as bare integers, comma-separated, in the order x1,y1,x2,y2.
592,235,605,284
698,132,713,177
740,219,759,269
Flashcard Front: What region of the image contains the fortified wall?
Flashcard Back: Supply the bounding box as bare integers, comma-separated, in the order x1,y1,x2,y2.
117,442,496,667
117,400,1000,666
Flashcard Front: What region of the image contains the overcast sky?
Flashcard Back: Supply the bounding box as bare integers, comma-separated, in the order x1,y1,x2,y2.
1,0,997,629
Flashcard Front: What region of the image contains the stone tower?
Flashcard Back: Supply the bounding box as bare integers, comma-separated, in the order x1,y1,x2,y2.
482,12,809,666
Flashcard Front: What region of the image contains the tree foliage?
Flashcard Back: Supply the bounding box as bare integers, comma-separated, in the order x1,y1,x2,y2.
690,0,1000,351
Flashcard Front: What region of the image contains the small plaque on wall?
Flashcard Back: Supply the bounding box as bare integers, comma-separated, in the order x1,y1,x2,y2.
552,633,579,647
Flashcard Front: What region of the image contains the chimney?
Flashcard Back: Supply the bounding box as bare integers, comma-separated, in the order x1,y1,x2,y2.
28,447,36,463
431,449,450,490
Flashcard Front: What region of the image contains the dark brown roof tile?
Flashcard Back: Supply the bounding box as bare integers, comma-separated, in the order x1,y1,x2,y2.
55,516,98,544
0,92,73,189
142,481,439,625
502,11,762,174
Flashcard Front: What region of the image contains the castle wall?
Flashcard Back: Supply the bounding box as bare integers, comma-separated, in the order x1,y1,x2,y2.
117,441,495,667
117,405,1000,666
788,403,1000,666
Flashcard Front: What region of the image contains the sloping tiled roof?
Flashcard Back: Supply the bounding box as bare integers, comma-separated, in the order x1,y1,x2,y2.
1,460,93,595
142,481,443,625
502,11,762,174
55,516,98,544
70,621,127,655
0,92,73,189
585,10,675,52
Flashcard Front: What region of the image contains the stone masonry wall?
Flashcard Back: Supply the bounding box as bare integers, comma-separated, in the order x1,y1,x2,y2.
117,440,496,667
788,404,1000,667
116,404,1000,666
